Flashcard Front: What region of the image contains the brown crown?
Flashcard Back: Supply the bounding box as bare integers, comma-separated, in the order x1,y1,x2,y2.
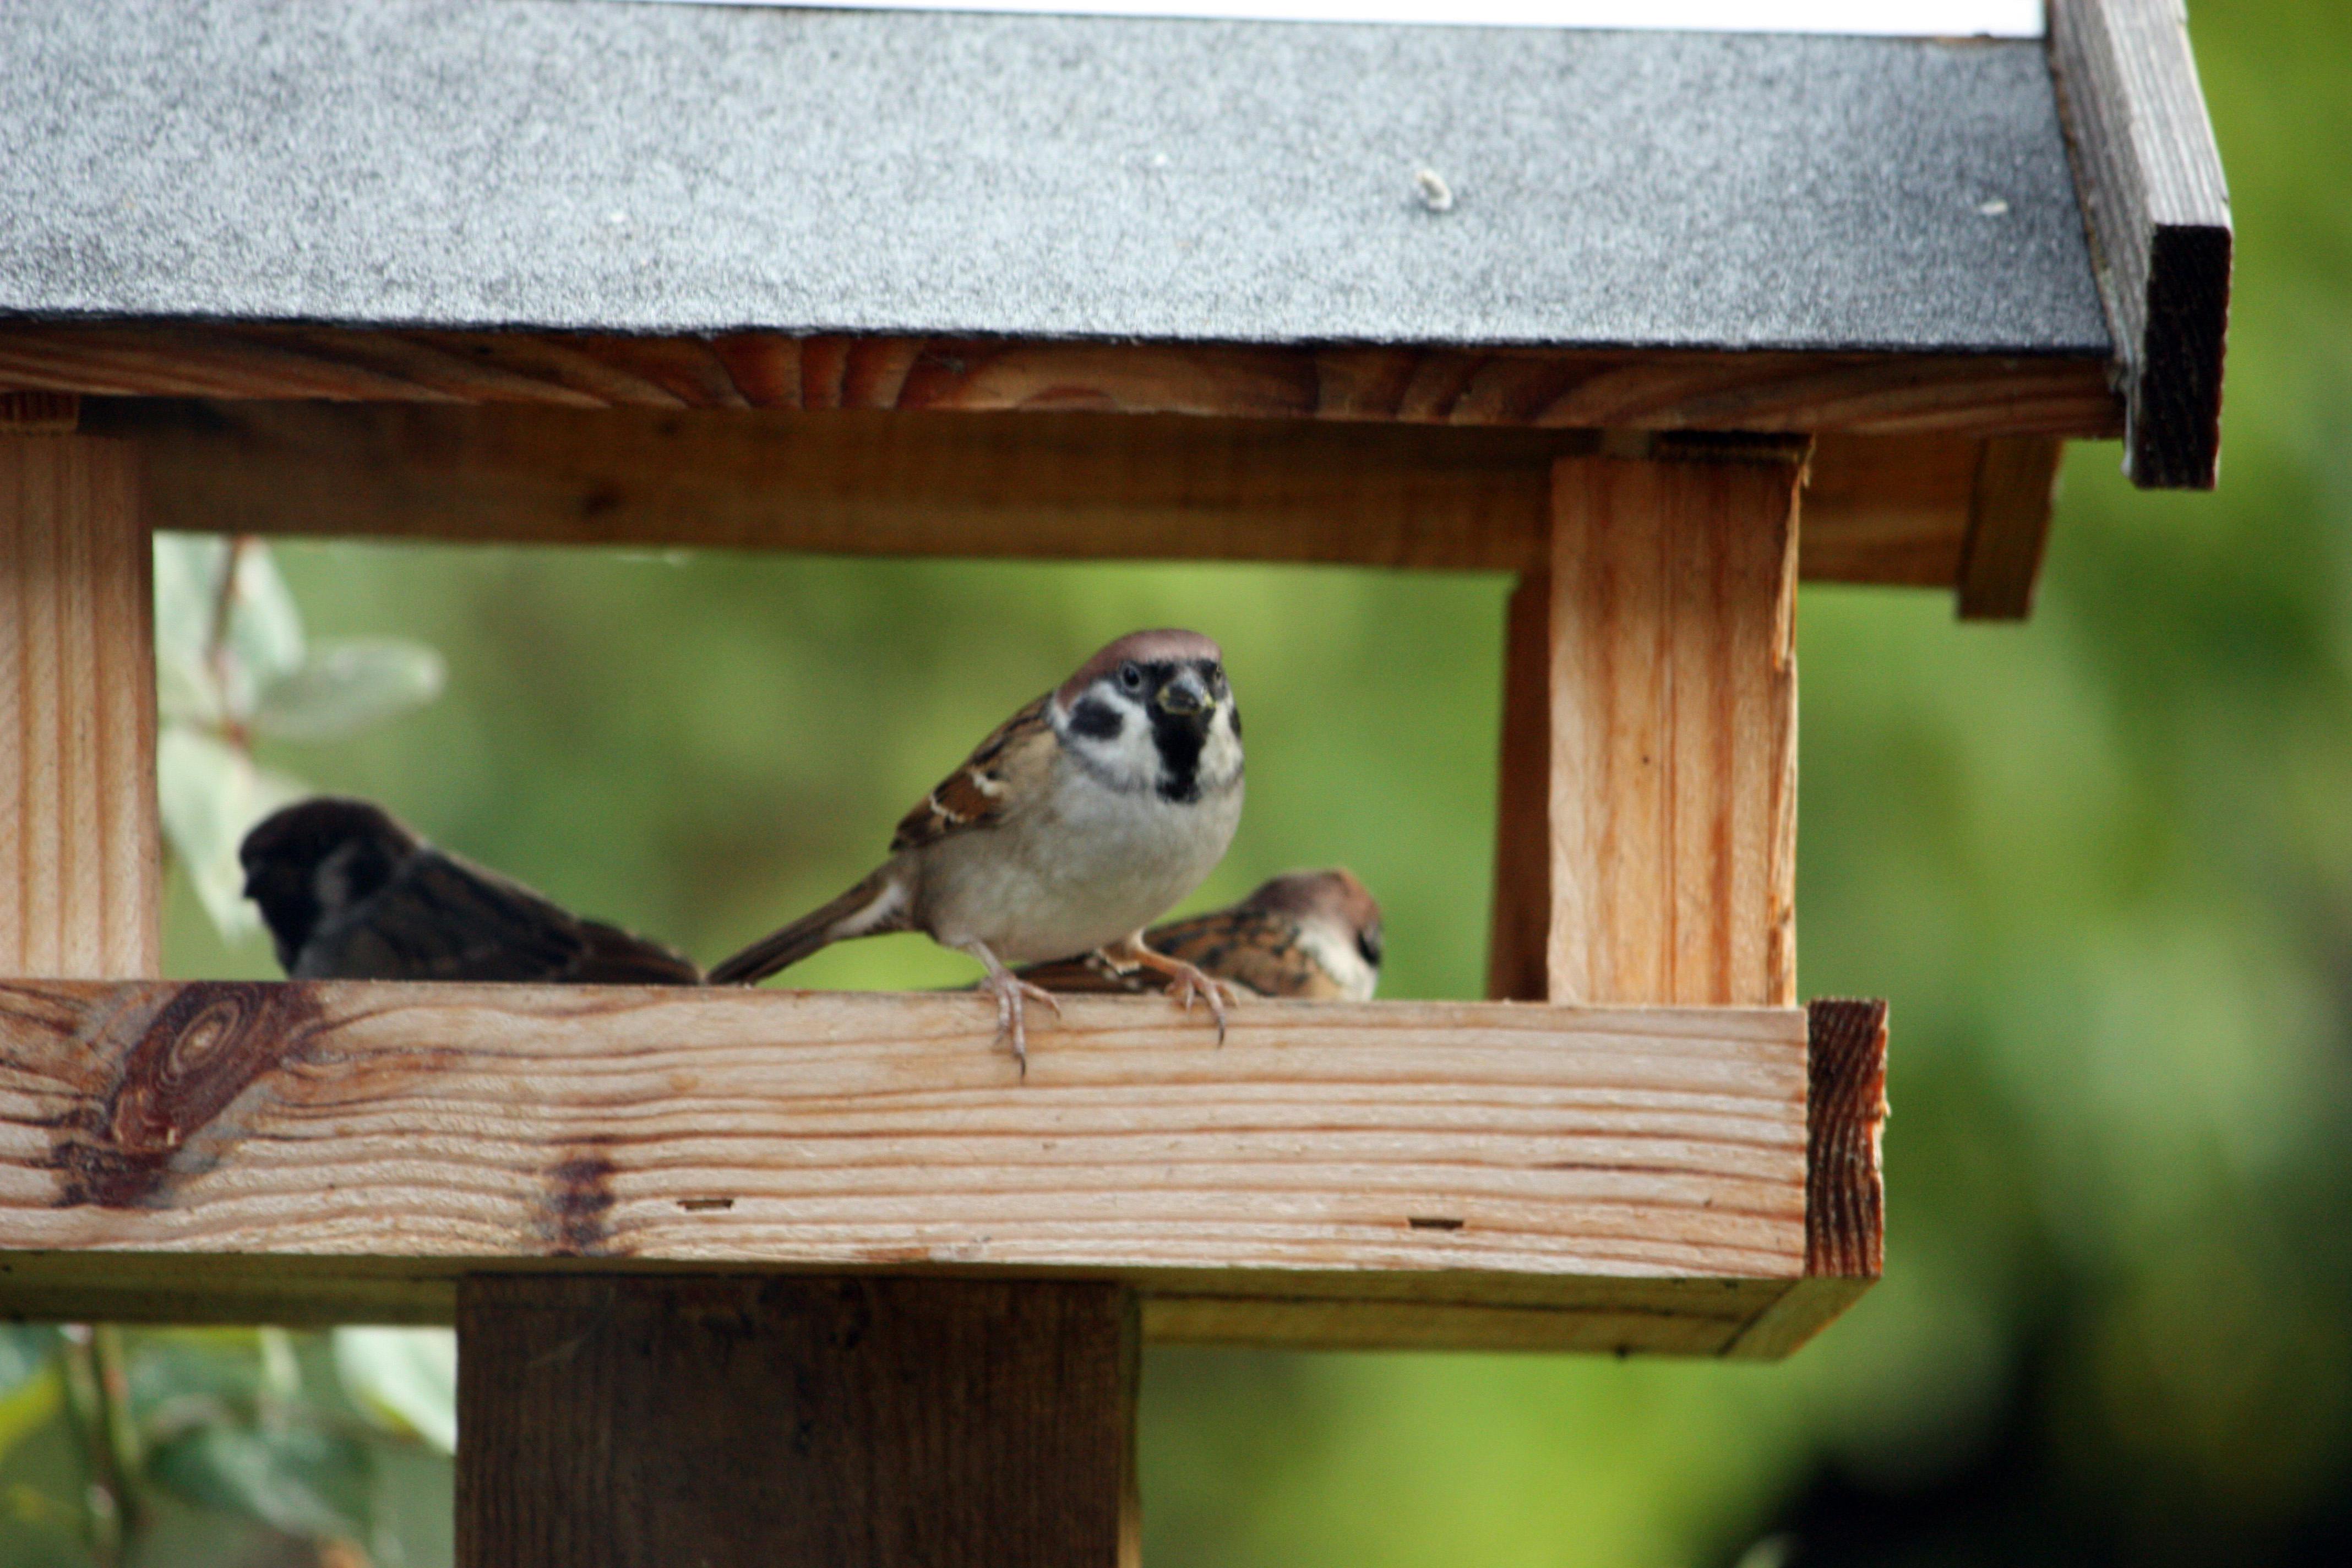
1241,869,1380,933
1058,628,1224,705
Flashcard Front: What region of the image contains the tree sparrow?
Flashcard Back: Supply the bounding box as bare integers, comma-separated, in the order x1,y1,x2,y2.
706,629,1246,1067
241,797,700,984
1016,869,1382,1003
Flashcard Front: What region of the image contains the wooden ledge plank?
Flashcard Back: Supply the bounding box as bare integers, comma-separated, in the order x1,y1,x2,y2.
0,983,1870,1355
2,323,2122,438
2050,0,2232,488
119,400,2030,594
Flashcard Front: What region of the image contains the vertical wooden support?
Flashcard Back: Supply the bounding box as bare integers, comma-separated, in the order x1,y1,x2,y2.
1957,435,2067,620
1488,448,1801,1006
1,405,159,979
458,1275,1141,1568
1484,569,1555,1003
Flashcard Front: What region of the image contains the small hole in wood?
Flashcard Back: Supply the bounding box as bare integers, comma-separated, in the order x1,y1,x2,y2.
678,1197,734,1212
1407,1216,1463,1231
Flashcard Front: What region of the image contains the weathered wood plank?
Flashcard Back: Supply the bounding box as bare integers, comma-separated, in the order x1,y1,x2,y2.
1958,436,2068,620
3,323,2122,437
112,400,2015,591
457,1275,1138,1568
1540,451,1802,1008
0,432,158,979
2050,0,2232,488
0,983,1866,1355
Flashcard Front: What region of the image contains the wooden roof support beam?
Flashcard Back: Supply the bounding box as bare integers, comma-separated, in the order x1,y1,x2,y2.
1,402,158,979
1958,436,2068,620
2050,0,2233,488
113,400,2040,601
1490,443,1801,1009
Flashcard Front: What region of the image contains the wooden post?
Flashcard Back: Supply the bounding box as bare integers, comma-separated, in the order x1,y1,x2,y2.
1489,445,1801,1006
458,1275,1139,1568
1,396,159,980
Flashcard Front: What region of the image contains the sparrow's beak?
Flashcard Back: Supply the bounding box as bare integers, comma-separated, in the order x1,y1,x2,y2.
1156,670,1212,719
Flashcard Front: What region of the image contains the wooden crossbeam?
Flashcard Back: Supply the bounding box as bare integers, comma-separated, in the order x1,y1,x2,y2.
0,983,1881,1359
102,400,2053,606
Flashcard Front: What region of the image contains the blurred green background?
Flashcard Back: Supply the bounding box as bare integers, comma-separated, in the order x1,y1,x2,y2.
7,2,2350,1563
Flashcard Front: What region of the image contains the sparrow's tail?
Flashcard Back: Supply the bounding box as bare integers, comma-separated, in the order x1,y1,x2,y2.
706,866,910,986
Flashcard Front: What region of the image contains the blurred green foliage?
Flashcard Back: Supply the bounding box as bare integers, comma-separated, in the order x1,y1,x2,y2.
7,2,2348,1563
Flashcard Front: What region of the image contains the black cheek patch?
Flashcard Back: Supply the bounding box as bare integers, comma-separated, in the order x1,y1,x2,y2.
1068,696,1124,740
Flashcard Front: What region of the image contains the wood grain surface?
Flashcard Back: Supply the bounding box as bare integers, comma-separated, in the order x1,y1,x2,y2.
456,1274,1137,1568
1538,451,1802,1008
0,982,1872,1355
1,322,2121,437
2049,0,2232,488
0,435,157,978
106,401,2019,593
1958,436,2068,619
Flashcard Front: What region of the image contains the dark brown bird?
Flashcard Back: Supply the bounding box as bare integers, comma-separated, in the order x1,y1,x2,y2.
1015,869,1382,1001
240,797,700,984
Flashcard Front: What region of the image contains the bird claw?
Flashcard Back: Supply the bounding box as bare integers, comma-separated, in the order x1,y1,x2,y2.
1161,961,1238,1046
979,970,1063,1076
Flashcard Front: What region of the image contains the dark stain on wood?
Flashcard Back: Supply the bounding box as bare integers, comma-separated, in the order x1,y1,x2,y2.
1805,998,1889,1278
545,1138,619,1257
48,983,326,1209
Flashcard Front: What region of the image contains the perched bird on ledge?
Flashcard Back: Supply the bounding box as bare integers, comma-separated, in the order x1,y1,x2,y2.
708,629,1246,1068
1015,870,1383,1003
241,797,700,985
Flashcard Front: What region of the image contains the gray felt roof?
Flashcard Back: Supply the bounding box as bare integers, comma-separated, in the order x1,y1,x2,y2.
0,0,2109,355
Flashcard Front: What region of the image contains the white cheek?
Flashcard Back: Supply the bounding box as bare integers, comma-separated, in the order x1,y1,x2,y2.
1299,922,1377,1002
1202,711,1244,782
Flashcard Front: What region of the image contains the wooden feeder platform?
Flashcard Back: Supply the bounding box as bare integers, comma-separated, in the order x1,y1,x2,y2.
0,2,2227,1563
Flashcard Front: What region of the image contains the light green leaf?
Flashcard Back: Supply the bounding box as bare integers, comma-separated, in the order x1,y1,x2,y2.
252,640,446,742
154,533,230,728
157,725,311,941
146,1423,373,1542
150,535,305,729
332,1329,455,1455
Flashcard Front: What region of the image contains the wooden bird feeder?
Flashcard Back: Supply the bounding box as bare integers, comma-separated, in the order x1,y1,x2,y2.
0,1,2228,1562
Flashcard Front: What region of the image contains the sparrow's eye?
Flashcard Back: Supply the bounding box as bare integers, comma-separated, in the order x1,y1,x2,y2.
1119,661,1145,693
1358,927,1385,967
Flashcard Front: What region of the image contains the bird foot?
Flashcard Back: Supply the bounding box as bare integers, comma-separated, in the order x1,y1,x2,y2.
979,967,1063,1075
1102,940,1239,1044
1158,959,1238,1045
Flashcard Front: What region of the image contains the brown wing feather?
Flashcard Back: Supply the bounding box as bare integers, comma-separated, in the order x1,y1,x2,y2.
890,695,1055,854
1015,908,1343,1000
1150,908,1343,1000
